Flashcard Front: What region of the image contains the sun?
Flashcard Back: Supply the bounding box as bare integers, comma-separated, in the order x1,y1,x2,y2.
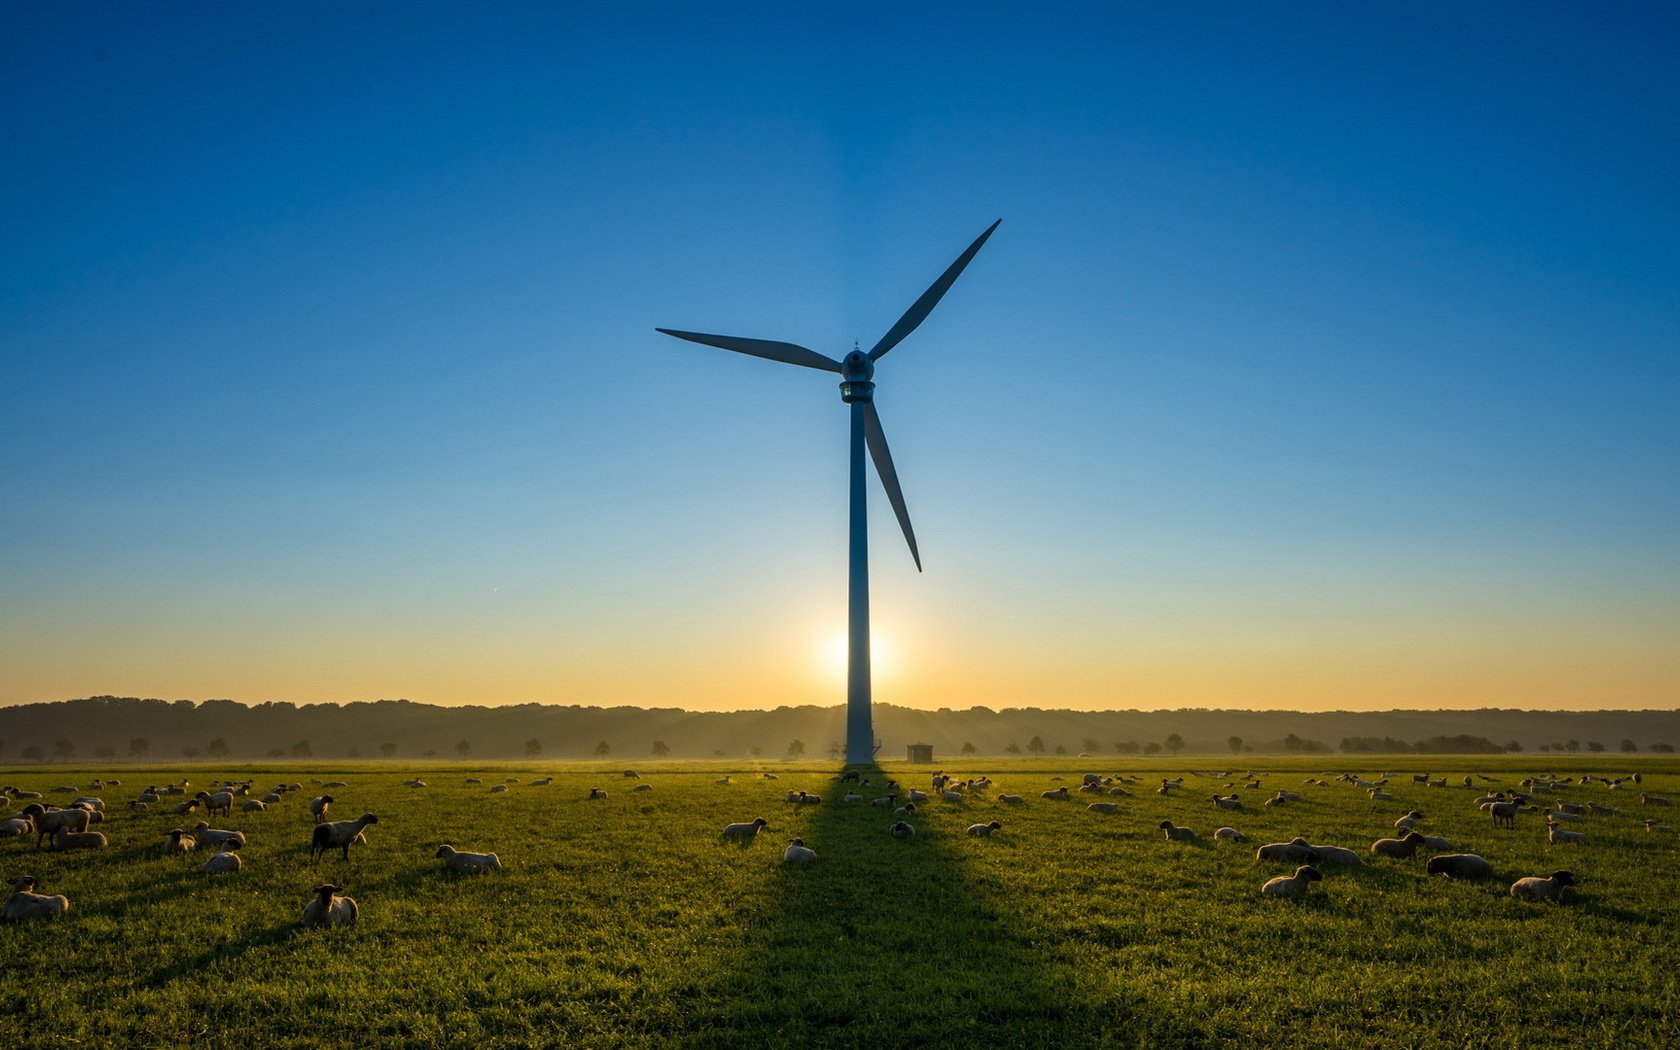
821,630,896,682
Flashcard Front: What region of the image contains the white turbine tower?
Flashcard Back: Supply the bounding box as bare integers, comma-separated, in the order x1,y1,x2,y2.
658,220,1000,766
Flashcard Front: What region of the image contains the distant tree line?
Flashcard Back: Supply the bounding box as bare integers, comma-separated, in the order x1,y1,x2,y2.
1338,734,1507,755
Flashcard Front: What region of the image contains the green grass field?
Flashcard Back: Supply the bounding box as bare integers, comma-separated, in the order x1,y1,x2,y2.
4,756,1678,1048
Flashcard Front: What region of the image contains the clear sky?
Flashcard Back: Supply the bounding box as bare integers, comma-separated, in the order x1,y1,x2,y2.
3,3,1677,713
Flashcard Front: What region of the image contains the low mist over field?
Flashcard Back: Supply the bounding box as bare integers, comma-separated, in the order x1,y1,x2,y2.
5,696,1677,763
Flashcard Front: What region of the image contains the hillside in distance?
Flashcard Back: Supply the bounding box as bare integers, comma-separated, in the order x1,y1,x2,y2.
4,696,1678,763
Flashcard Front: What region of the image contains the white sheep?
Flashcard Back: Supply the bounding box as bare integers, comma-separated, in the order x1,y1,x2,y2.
889,821,915,839
1425,853,1492,878
1644,819,1673,834
721,817,769,840
21,804,90,848
1211,794,1242,810
793,791,822,805
488,785,508,794
1158,820,1196,842
941,790,963,803
196,791,234,818
1213,827,1246,843
715,777,733,786
311,814,379,863
1371,832,1427,858
998,794,1024,804
893,803,916,817
300,884,358,928
51,827,106,851
1308,844,1363,866
309,795,334,824
1640,794,1672,806
4,876,69,921
1256,841,1317,864
241,800,267,814
588,788,608,800
203,847,243,874
844,792,865,803
1546,820,1588,845
163,828,197,856
1395,810,1425,830
870,796,897,808
782,838,817,865
0,816,32,838
967,821,1003,836
908,789,929,803
1510,869,1575,903
1087,802,1118,813
1041,787,1070,801
1261,865,1322,899
631,784,653,793
194,823,246,850
435,844,502,873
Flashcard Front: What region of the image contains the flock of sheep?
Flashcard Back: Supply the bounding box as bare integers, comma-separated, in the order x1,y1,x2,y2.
2,777,500,927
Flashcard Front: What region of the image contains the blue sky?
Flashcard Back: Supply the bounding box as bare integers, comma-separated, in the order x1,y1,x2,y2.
3,3,1676,711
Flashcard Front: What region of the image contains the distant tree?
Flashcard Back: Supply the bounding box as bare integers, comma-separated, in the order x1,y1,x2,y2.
961,742,978,755
266,748,285,758
205,738,230,758
525,738,543,757
22,744,45,762
291,739,313,758
52,738,76,759
182,747,202,759
748,744,761,757
1586,740,1606,753
651,740,671,758
380,742,398,757
1283,733,1305,754
1504,740,1523,753
828,741,842,761
593,740,611,757
455,740,472,758
1026,736,1046,754
1114,740,1140,755
1054,744,1068,755
1082,738,1102,755
1164,733,1185,755
128,737,151,758
1004,742,1022,754
1621,739,1639,754
1651,743,1676,754
1228,736,1244,755
94,745,116,759
1566,739,1581,754
787,739,806,759
1144,742,1163,756
1538,743,1551,753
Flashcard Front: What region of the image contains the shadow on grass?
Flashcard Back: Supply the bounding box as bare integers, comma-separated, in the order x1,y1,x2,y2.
669,763,1194,1048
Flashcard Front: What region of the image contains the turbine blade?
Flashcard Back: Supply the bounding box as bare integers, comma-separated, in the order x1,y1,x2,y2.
867,218,1001,362
864,402,922,572
655,328,841,373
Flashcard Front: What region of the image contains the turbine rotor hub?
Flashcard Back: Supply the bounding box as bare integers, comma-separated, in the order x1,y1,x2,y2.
839,350,875,402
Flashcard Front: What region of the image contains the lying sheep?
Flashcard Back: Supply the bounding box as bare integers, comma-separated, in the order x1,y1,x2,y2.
4,876,69,921
1211,794,1242,810
301,884,358,928
194,823,246,851
1256,840,1318,864
1308,844,1363,866
1087,802,1118,813
163,828,197,856
0,816,32,838
1261,865,1322,899
1640,794,1672,806
721,817,768,841
1546,820,1588,845
1645,819,1674,834
51,827,106,851
435,844,502,873
1213,827,1247,843
870,796,897,808
1371,832,1427,858
997,794,1024,804
792,792,821,805
894,803,916,817
311,814,379,863
844,792,864,803
1158,820,1196,842
203,847,243,874
489,785,508,794
1395,810,1425,830
908,789,929,803
587,788,608,800
241,800,267,814
889,821,915,839
1510,870,1575,903
1425,853,1492,879
1041,787,1070,801
967,821,1003,836
940,790,963,803
1412,833,1452,851
782,839,817,865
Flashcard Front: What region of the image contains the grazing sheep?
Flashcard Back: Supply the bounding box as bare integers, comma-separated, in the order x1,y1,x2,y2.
311,814,379,863
4,876,69,922
1158,820,1197,842
51,827,106,851
782,839,817,865
241,800,267,814
435,844,502,873
1308,844,1363,866
1371,832,1427,858
300,884,359,928
588,789,608,800
998,794,1024,804
967,821,1003,836
1510,870,1575,903
1644,819,1673,834
203,847,243,874
1213,827,1247,843
1087,802,1119,813
309,796,334,824
1546,820,1589,845
164,828,197,855
193,823,246,850
1425,853,1493,879
1041,787,1070,801
1261,865,1323,899
721,817,769,841
1256,841,1318,864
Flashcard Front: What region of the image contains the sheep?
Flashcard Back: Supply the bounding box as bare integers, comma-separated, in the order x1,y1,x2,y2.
1256,841,1318,864
22,804,90,848
241,800,267,814
4,876,69,922
1546,820,1588,845
870,796,898,808
163,828,197,855
1041,787,1070,801
488,784,509,794
793,791,822,805
621,770,640,779
721,817,768,841
587,788,608,800
1486,801,1520,829
1261,865,1323,899
1546,810,1583,823
464,778,482,785
1371,832,1427,859
203,847,244,874
632,784,655,794
1213,827,1247,843
1211,794,1242,810
1411,833,1452,851
0,816,32,838
300,884,358,928
1510,870,1575,903
1645,819,1674,834
1087,802,1119,813
998,794,1024,804
435,844,502,873
195,791,234,818
262,792,283,805
889,821,916,839
907,789,929,803
309,796,334,824
1308,844,1363,866
844,792,865,803
51,827,107,851
136,789,160,804
1368,789,1394,802
1425,853,1493,879
311,814,379,863
1158,820,1196,842
782,838,817,865
1587,802,1620,817
1395,810,1425,830
967,821,1003,836
1641,794,1672,806
761,772,778,780
193,823,246,851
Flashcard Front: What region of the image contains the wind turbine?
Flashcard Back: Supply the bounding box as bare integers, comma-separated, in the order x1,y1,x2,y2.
657,219,1000,765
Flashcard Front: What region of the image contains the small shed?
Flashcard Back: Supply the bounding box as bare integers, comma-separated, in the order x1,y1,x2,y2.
906,743,934,764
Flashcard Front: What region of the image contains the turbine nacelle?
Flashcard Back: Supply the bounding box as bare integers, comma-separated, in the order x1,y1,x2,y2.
839,350,875,403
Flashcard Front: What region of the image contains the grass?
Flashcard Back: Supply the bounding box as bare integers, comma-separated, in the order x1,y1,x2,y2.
3,755,1678,1048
